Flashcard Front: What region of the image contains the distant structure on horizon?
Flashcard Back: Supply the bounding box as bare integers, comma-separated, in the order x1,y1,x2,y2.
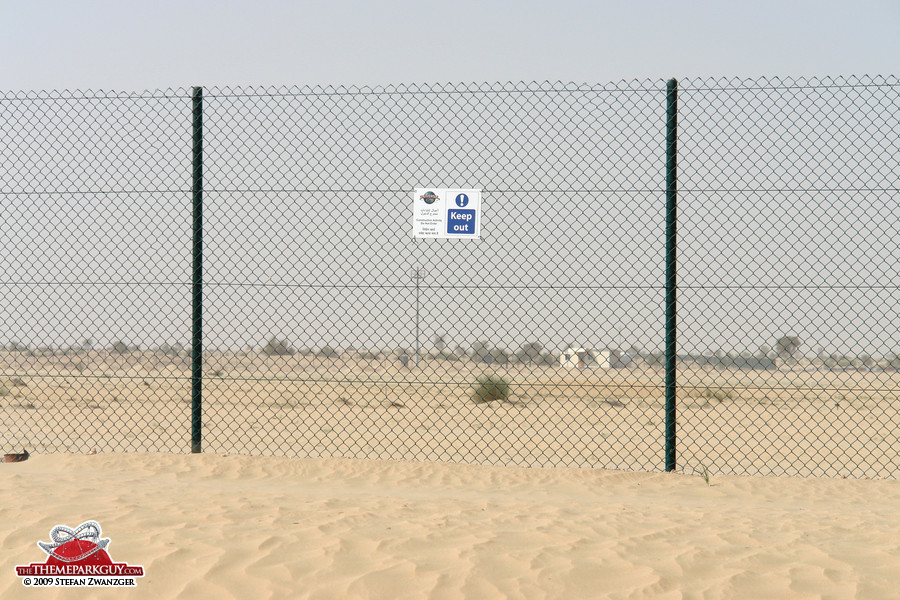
559,347,631,369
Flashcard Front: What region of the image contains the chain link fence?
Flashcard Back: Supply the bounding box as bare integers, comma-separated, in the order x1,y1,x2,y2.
1,76,897,477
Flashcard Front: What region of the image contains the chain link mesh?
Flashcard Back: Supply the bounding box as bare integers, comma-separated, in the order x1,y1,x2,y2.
1,89,192,453
677,76,900,477
1,77,897,476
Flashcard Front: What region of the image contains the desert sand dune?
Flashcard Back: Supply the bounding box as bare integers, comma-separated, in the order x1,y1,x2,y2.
2,453,900,599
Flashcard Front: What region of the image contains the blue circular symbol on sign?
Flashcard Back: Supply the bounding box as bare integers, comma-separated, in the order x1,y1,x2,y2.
455,193,469,207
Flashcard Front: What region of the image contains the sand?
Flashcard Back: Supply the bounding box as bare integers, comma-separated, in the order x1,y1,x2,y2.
2,351,900,478
3,351,900,597
2,453,900,599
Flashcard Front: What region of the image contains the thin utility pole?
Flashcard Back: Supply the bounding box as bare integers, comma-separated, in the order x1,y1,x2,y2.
412,268,424,367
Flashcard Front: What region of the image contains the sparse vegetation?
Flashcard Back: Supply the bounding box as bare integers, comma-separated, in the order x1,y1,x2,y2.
473,375,511,404
434,334,446,353
490,348,509,365
696,387,736,402
776,335,802,365
159,342,184,356
646,352,664,367
316,345,338,358
111,340,131,354
263,337,295,356
471,341,491,363
890,353,900,371
516,342,544,364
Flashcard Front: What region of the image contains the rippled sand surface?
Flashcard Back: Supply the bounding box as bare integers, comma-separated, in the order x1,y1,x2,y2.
3,453,900,599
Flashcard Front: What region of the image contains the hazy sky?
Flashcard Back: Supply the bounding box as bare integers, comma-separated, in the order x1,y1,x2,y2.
1,1,897,358
2,0,898,91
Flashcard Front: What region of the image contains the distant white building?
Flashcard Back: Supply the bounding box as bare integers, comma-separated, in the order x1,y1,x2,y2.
560,347,631,369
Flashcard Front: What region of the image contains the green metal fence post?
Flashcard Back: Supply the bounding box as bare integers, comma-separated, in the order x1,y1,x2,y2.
191,86,204,454
664,78,678,472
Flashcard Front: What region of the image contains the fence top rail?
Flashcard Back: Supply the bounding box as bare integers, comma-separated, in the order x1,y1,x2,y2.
0,89,189,101
2,75,896,100
0,80,667,100
678,74,899,91
201,76,899,96
202,80,669,98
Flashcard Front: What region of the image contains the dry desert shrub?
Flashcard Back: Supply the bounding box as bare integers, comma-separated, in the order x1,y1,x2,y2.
698,387,736,402
472,375,510,404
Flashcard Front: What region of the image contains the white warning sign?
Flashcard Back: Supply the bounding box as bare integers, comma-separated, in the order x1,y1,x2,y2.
412,188,481,239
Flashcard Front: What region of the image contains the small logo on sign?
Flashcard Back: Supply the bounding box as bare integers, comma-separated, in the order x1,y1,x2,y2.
15,520,145,588
420,191,439,204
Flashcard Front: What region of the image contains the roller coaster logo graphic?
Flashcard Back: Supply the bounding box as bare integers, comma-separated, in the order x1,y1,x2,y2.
15,520,145,588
